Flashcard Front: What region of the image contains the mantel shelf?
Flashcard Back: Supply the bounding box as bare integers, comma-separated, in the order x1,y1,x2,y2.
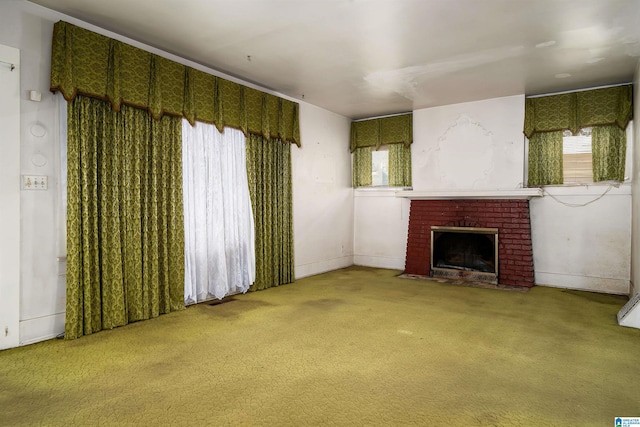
395,189,543,200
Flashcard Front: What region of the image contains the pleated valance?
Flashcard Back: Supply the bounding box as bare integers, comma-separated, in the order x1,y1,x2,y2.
350,113,412,153
50,21,301,146
523,84,632,139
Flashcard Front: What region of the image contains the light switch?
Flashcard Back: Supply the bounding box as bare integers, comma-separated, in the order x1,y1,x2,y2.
23,175,48,190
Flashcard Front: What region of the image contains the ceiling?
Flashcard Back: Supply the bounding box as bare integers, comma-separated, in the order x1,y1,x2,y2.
28,0,640,119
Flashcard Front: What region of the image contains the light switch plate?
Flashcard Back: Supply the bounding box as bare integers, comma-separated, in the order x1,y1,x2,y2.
22,175,48,190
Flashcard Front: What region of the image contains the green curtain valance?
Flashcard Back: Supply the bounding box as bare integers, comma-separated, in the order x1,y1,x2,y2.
523,84,632,139
350,113,412,152
50,21,301,146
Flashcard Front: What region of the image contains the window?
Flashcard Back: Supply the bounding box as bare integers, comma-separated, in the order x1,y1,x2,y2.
560,123,633,185
371,147,389,186
350,113,413,188
526,123,633,186
524,84,633,186
562,128,593,184
352,143,412,187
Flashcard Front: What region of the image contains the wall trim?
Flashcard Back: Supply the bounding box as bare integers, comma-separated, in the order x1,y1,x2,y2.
535,272,630,295
20,313,65,345
295,255,353,279
354,255,405,270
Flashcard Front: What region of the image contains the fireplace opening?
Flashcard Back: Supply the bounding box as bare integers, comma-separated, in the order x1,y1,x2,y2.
431,226,498,283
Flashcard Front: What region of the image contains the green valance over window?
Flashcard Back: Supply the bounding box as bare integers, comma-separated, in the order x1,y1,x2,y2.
350,113,412,152
523,84,632,138
50,21,301,146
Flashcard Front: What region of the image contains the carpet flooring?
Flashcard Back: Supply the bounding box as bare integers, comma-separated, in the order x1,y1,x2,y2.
1,266,639,426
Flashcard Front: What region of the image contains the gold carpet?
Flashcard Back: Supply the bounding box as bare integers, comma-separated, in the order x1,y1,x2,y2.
2,266,639,426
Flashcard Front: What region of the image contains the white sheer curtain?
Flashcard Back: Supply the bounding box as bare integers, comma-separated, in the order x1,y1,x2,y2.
182,121,255,304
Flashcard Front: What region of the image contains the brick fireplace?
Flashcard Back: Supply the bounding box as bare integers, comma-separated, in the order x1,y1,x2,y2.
400,190,542,288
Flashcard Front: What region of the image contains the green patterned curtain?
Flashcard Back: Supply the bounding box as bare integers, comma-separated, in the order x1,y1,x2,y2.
524,85,632,139
388,143,412,187
592,125,626,182
245,135,294,291
350,114,412,152
352,146,373,187
50,21,301,146
528,131,563,186
65,95,184,339
350,113,412,187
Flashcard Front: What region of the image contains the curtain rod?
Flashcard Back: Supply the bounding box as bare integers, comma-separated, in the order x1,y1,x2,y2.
526,82,632,99
353,111,412,122
0,60,15,71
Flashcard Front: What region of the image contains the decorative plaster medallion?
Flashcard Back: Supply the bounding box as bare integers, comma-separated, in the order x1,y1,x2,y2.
434,114,494,189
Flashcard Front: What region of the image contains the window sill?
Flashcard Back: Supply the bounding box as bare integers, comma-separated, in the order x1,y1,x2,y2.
354,186,412,197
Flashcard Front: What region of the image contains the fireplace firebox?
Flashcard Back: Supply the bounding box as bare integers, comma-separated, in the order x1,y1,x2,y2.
431,226,498,283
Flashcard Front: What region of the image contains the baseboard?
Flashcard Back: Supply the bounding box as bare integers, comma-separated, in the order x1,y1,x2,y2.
295,255,353,279
353,255,405,270
535,271,630,295
20,313,65,345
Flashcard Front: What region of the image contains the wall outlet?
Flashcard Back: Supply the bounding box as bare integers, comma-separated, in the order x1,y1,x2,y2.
22,175,48,190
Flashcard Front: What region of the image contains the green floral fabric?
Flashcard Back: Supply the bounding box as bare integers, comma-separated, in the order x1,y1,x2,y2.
352,147,373,187
350,114,412,152
388,143,412,187
65,96,184,339
245,135,294,291
592,125,626,182
524,85,632,138
51,21,301,146
528,131,563,186
351,113,412,187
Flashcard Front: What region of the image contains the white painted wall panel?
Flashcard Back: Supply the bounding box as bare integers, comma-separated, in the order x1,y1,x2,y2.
292,102,354,278
531,185,631,295
353,190,409,270
0,1,66,345
0,43,21,349
412,95,526,191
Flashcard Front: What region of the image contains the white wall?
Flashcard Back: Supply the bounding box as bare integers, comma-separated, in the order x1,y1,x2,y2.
631,61,640,297
354,189,409,270
0,1,65,346
531,185,631,294
412,95,526,191
0,43,21,350
0,0,354,347
292,102,353,278
355,94,632,294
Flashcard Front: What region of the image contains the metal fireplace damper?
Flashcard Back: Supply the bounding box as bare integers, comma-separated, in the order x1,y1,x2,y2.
430,226,498,284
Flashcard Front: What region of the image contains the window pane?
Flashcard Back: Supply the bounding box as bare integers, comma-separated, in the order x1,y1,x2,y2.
371,149,389,186
563,128,593,184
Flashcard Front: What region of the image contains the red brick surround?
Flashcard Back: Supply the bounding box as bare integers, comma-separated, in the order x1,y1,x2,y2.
404,199,535,287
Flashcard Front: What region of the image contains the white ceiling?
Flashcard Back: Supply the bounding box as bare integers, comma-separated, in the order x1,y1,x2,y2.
27,0,640,119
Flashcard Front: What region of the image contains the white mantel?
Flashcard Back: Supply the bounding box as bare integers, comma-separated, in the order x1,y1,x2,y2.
395,188,543,200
